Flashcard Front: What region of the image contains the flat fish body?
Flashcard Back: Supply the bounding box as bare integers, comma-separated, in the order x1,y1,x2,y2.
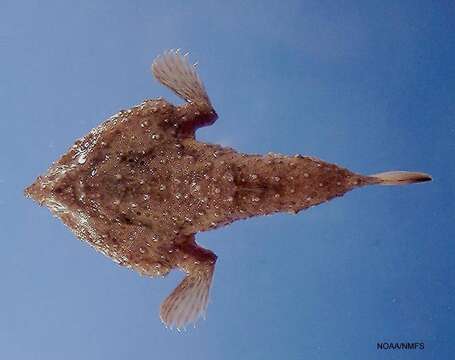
25,51,431,329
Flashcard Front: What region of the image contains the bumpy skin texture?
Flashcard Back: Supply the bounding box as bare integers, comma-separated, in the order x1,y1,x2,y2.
24,51,390,329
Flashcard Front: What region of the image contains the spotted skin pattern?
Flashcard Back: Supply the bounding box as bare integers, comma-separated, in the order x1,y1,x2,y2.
25,50,431,329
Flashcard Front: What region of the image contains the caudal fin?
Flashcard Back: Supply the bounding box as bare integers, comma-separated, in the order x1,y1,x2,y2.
370,171,432,185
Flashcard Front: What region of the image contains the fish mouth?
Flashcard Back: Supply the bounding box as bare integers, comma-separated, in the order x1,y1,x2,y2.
24,176,49,204
25,163,73,204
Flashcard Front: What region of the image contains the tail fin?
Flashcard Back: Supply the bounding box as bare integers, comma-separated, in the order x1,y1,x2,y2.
370,171,432,186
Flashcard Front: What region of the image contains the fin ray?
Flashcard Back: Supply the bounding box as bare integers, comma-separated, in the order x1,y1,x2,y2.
160,267,214,329
152,50,212,107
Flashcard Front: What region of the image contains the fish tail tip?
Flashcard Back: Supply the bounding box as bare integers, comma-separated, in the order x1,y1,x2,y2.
370,171,432,186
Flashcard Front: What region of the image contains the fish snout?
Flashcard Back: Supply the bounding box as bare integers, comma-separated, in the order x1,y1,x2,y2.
24,176,50,205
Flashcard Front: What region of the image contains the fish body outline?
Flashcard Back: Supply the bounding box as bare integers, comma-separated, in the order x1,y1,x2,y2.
25,50,431,329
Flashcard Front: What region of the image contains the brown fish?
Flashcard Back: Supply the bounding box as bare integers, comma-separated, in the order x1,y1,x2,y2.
25,50,431,329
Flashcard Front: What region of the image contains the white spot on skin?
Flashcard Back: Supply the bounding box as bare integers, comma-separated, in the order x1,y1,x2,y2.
78,154,87,164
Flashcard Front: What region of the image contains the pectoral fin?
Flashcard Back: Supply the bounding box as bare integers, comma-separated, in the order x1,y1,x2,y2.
160,266,214,329
160,237,217,330
152,50,212,107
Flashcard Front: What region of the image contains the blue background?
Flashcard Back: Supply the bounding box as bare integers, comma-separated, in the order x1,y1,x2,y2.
1,1,454,359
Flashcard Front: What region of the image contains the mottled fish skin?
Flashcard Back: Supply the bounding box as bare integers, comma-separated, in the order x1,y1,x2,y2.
24,50,431,329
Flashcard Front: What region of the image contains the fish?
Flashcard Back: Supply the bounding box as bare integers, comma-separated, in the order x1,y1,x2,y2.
25,50,432,329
